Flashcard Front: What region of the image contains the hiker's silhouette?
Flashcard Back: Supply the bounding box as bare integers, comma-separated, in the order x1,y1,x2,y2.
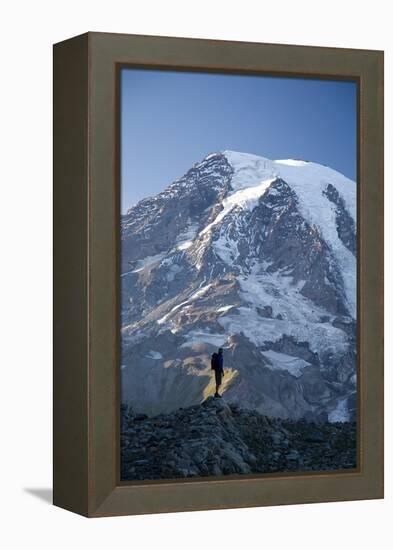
211,347,224,398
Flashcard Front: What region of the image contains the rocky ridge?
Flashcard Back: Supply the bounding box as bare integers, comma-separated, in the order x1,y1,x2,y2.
121,396,357,481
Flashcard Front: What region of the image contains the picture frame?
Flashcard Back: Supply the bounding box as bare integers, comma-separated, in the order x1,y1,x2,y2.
53,32,384,517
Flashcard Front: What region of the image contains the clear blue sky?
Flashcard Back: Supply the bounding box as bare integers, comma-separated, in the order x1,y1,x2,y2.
121,68,357,212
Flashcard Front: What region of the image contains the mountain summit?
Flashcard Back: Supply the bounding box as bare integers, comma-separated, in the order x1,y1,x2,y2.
120,151,357,421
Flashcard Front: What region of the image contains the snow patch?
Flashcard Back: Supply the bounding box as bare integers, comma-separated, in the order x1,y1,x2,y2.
223,151,279,191
157,284,212,325
200,178,275,238
261,350,310,377
328,398,349,422
275,159,309,167
177,240,193,251
204,152,220,161
181,331,227,348
166,264,182,282
174,223,199,251
131,252,165,273
146,351,163,360
216,305,235,313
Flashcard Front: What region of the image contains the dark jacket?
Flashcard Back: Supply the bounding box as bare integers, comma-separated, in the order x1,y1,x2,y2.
217,352,224,372
211,352,223,372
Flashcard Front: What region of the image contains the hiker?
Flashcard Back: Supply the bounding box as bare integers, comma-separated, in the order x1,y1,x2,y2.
211,347,224,398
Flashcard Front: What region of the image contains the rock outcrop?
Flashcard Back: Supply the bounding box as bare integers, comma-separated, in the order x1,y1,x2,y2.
121,397,357,481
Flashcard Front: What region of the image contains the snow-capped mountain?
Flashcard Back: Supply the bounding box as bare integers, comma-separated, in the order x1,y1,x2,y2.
120,151,357,422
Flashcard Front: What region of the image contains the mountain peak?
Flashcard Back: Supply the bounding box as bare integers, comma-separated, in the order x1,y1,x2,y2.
120,148,357,421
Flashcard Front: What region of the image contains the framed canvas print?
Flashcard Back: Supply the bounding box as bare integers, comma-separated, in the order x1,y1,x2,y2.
53,32,384,517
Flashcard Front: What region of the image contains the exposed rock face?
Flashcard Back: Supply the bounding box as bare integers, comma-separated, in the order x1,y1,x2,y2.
323,183,357,255
121,397,357,480
120,151,357,421
121,153,233,272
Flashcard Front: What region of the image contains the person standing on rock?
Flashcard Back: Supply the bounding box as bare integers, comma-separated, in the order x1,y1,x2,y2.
211,347,224,398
